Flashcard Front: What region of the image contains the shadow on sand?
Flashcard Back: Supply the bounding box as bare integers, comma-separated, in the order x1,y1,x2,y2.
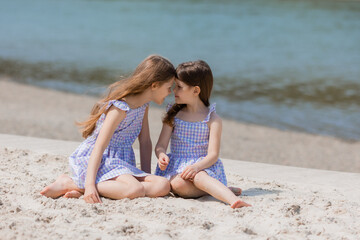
241,188,281,197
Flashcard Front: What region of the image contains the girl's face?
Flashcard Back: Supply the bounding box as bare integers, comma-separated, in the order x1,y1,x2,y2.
173,79,195,104
152,78,174,105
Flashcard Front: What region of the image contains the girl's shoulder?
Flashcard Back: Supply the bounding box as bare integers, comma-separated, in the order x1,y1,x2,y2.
204,103,219,123
208,112,222,124
106,100,149,112
205,104,222,130
106,100,131,112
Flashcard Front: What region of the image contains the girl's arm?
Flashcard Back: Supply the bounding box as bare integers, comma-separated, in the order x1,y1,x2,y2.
84,106,126,203
181,113,222,179
155,123,173,170
138,106,152,174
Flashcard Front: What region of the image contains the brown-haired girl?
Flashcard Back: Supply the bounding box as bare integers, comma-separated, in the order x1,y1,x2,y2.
41,55,175,203
155,60,251,208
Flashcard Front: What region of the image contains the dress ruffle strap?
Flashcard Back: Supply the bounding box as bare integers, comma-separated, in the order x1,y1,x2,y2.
106,100,130,112
203,103,216,122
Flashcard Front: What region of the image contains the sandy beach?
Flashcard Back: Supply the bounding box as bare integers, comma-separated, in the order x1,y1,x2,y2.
1,78,360,239
1,135,359,239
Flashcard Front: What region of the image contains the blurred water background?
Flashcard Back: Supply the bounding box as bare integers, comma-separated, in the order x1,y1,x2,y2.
1,0,359,140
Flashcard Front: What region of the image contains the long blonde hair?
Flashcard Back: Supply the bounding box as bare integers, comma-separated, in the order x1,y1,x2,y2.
78,55,175,138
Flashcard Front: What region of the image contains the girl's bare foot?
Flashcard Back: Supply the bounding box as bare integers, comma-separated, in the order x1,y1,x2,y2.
229,186,242,196
40,174,78,198
231,199,251,208
64,190,83,198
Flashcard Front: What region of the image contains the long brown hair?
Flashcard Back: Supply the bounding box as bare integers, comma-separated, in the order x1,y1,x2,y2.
163,60,213,127
78,55,175,138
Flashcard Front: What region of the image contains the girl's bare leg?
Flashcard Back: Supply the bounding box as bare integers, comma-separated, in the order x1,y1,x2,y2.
96,174,145,200
40,174,82,198
170,175,207,198
41,174,170,200
193,171,251,208
65,175,170,199
136,175,171,197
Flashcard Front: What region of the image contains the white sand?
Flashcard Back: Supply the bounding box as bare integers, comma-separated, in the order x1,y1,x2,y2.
0,135,359,239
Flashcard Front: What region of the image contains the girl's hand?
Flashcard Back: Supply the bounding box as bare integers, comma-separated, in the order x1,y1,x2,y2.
158,153,170,171
180,164,199,180
84,184,102,204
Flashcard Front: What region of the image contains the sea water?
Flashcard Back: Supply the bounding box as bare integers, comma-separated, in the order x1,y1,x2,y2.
1,0,359,140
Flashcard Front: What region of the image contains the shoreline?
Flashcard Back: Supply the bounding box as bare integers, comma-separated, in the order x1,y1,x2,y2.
1,77,359,173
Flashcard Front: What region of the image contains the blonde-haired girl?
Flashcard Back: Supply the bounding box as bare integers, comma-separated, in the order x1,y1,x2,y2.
41,55,175,203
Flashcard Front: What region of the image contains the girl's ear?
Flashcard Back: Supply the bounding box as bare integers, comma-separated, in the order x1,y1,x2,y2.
151,82,160,89
194,86,201,95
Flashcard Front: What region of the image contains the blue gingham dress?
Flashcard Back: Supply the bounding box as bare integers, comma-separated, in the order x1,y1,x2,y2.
69,100,149,189
155,103,227,186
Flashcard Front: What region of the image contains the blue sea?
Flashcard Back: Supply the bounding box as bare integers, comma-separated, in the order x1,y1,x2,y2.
1,0,359,140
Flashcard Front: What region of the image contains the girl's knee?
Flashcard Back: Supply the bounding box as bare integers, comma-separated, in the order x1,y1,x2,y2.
170,178,187,192
193,171,208,181
170,178,194,197
157,177,171,196
125,183,145,199
158,177,171,194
